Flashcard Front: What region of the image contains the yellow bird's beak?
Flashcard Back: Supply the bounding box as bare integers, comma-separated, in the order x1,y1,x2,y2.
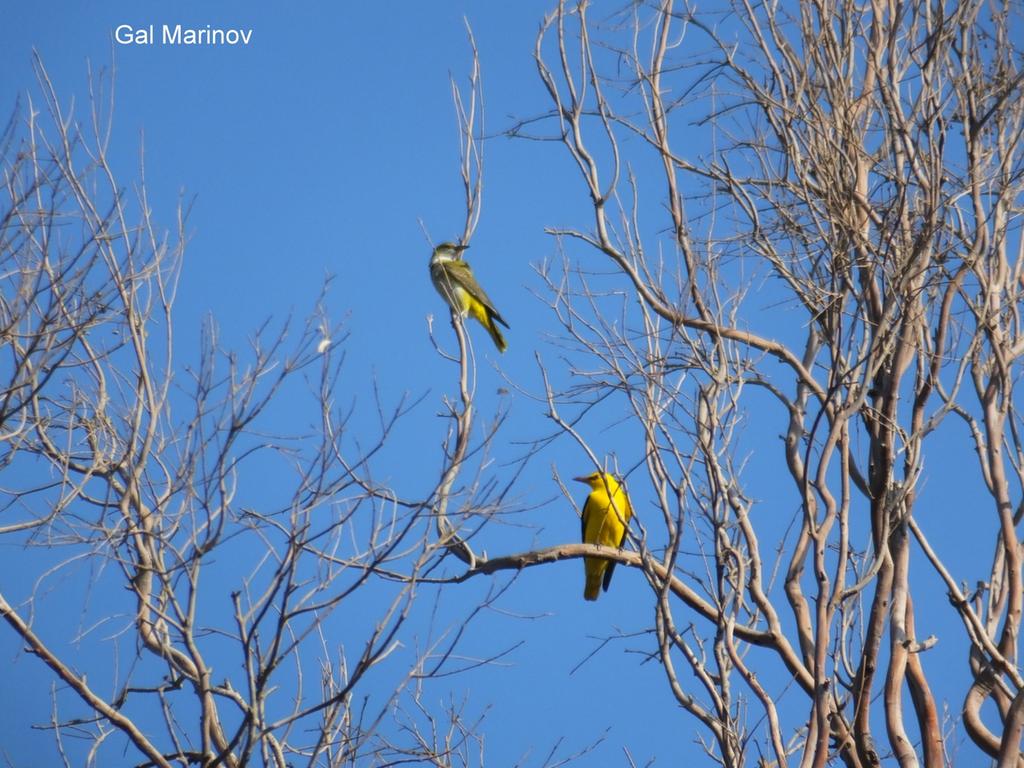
573,476,591,484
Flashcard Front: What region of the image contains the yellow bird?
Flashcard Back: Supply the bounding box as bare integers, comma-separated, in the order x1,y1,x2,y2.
429,242,509,352
575,472,633,601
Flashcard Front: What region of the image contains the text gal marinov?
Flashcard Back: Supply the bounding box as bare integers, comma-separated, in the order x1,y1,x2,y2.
114,25,254,46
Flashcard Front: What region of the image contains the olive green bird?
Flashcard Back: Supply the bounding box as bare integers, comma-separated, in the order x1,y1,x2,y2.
429,242,509,352
575,471,633,601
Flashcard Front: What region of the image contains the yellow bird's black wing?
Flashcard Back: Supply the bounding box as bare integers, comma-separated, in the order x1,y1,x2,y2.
602,559,617,592
445,260,510,328
580,495,592,542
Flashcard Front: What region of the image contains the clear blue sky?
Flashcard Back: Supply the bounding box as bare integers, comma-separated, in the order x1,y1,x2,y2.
0,2,993,766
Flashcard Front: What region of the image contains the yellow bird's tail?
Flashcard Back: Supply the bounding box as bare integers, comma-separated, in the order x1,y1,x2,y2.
583,562,606,601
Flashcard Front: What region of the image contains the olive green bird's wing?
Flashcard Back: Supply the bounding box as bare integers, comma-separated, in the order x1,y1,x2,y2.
430,261,461,306
444,260,510,328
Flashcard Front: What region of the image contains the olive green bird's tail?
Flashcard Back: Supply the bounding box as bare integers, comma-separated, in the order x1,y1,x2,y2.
485,315,508,353
465,301,508,353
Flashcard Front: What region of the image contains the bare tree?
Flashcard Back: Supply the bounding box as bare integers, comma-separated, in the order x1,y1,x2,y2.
0,53,523,768
8,1,1024,765
456,0,1024,765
